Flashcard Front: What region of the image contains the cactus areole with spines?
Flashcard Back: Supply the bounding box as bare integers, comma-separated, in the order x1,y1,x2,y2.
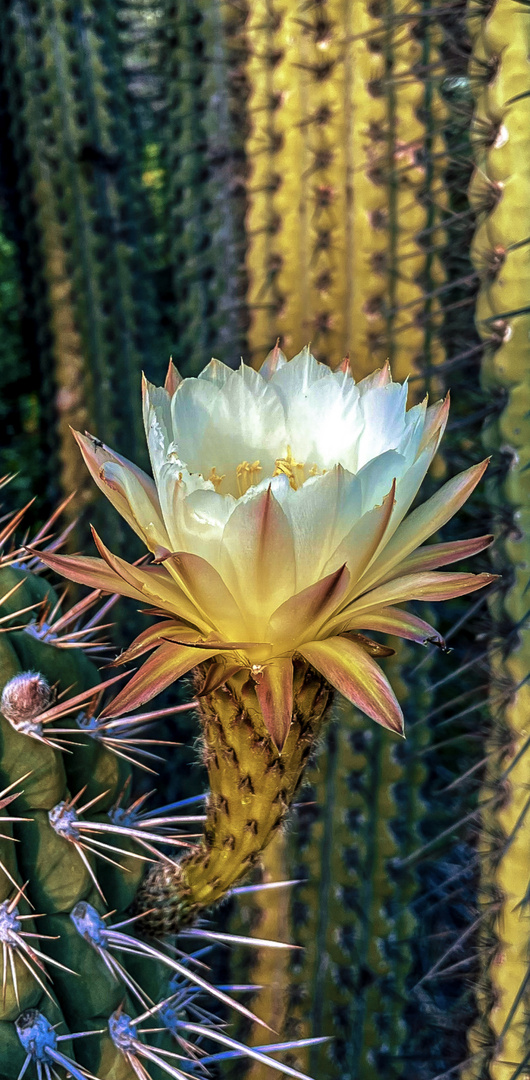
38,346,495,930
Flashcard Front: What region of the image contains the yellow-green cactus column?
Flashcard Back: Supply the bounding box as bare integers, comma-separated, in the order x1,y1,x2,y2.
134,662,333,934
384,1,447,387
243,0,447,385
464,3,530,1078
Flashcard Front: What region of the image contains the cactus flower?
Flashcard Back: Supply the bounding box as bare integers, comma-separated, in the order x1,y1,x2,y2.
38,347,494,750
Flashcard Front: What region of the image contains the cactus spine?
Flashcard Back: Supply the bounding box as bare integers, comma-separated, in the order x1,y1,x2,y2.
0,565,141,1078
464,3,530,1078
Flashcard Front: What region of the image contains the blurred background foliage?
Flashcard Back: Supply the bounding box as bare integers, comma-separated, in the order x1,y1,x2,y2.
0,2,528,1078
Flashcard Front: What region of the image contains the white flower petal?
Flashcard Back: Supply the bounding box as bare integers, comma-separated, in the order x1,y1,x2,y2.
356,382,410,469
170,377,220,474
274,468,362,590
356,362,391,394
285,377,362,472
157,460,217,552
100,461,171,552
220,482,296,635
198,365,288,491
178,488,237,570
197,357,234,387
356,450,407,513
269,346,332,406
142,378,173,480
258,343,288,381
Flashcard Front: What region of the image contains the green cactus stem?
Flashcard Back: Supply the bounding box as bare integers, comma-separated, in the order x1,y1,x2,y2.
160,0,249,374
0,0,158,537
0,560,168,1078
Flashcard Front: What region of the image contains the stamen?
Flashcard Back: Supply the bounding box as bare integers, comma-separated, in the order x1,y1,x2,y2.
273,446,305,490
236,460,262,496
206,467,225,491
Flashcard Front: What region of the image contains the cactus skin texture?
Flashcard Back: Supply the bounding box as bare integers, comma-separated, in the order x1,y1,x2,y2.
0,0,157,535
463,4,530,1079
242,0,447,385
135,661,332,935
160,0,249,374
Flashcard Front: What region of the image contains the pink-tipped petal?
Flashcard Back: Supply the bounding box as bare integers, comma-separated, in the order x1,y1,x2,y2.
342,632,395,658
356,361,392,393
321,480,396,585
72,430,168,550
30,549,146,603
333,355,351,375
336,606,445,648
267,564,350,647
100,640,218,718
419,393,450,451
344,570,497,619
90,530,207,629
299,636,404,735
357,458,490,593
167,551,245,639
253,658,294,750
164,358,183,395
116,620,201,664
385,534,494,578
221,484,296,625
259,340,287,380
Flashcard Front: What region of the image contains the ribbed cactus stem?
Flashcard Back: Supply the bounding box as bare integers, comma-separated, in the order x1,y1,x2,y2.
0,0,156,536
0,564,166,1077
134,660,332,934
243,0,447,384
383,1,447,385
281,642,428,1080
161,0,248,373
464,2,530,1078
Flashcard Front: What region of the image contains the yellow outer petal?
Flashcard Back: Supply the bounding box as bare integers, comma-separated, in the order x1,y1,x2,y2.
300,636,404,735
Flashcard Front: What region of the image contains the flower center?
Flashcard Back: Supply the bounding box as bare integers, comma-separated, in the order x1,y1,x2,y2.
200,449,325,498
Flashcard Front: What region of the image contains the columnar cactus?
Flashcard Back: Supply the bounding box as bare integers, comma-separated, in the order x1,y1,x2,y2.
463,3,530,1078
242,0,447,384
160,0,249,374
0,0,158,535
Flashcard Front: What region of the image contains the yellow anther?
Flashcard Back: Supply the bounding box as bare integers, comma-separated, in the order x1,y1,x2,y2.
273,445,305,490
236,460,262,496
207,467,225,491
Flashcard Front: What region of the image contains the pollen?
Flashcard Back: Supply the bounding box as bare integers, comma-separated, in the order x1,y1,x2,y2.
236,460,262,496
